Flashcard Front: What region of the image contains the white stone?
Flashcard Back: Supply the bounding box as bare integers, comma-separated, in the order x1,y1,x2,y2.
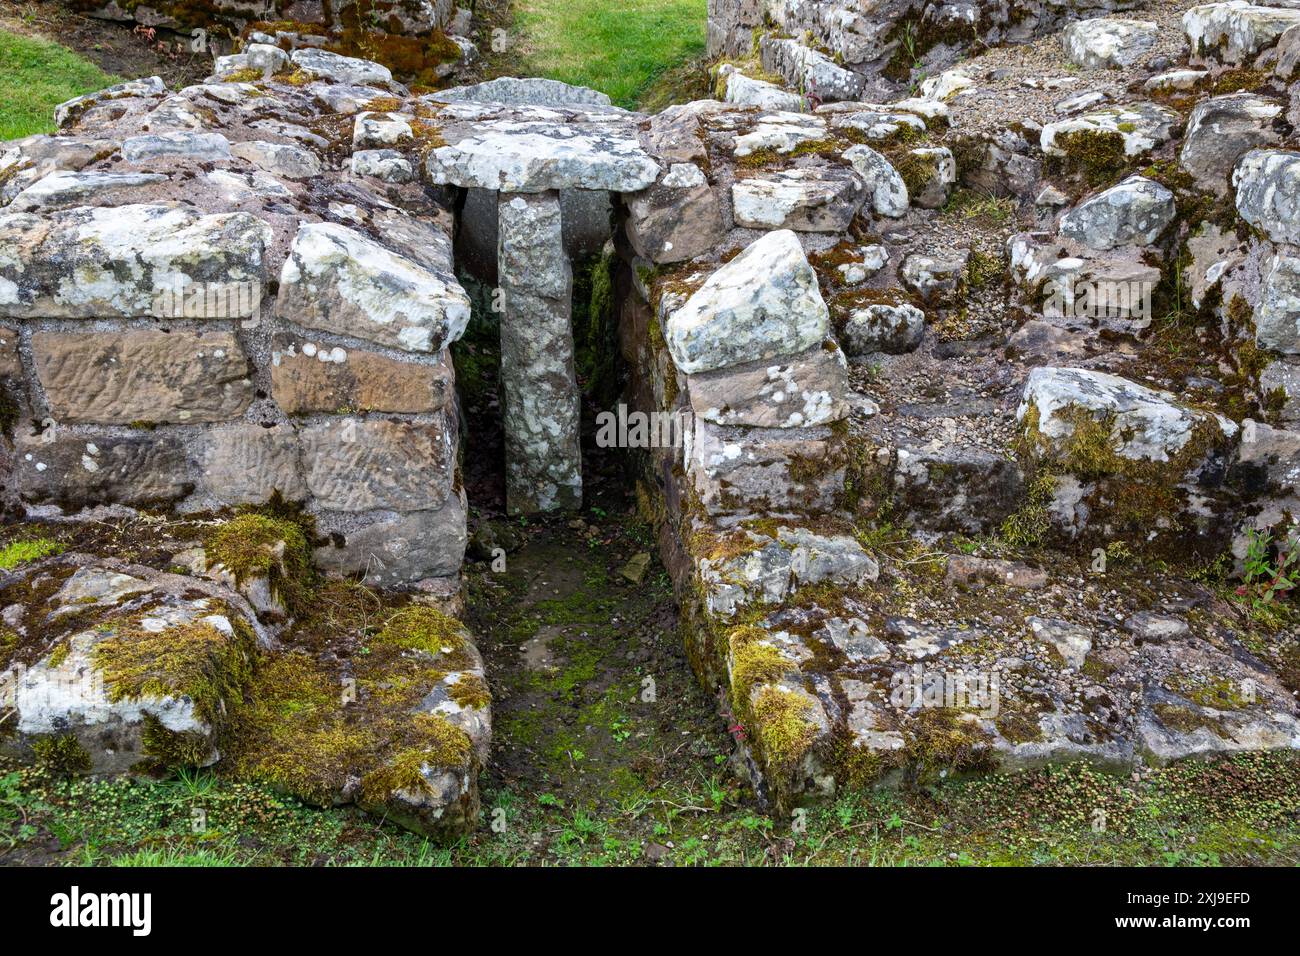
1184,1,1300,64
666,230,830,375
1041,102,1180,158
6,170,166,212
274,222,470,353
721,68,804,111
1233,148,1300,244
290,48,394,86
843,144,909,217
0,203,271,319
425,120,660,192
1058,175,1176,250
1062,18,1159,69
1018,367,1237,467
122,131,232,163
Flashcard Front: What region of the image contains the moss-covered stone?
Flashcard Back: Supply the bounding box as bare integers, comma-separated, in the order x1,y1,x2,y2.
750,685,819,776
30,733,91,777
93,610,256,730
205,512,314,616
1053,128,1131,187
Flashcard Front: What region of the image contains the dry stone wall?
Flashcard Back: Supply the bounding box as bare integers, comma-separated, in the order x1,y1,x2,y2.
624,2,1300,811
708,0,1144,99
0,48,470,594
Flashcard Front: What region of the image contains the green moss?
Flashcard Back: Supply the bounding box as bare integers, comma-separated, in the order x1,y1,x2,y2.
374,605,474,667
995,709,1044,744
324,23,463,88
1152,703,1224,735
942,188,1016,225
278,69,313,86
966,248,1005,290
45,641,71,669
93,612,255,728
228,650,365,805
31,733,91,777
0,536,63,571
358,713,473,803
206,512,313,616
575,249,620,409
891,149,938,198
139,713,213,769
228,597,485,813
362,95,404,112
1208,69,1270,95
220,67,265,83
906,708,995,778
999,468,1056,548
750,686,818,776
728,627,789,699
882,13,980,83
1047,404,1222,486
1169,674,1248,710
447,672,491,710
1054,128,1131,188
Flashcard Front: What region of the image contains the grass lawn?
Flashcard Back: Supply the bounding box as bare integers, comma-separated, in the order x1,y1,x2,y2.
0,28,121,140
509,0,707,109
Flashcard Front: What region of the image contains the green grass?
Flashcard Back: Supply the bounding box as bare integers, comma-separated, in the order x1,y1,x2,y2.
510,0,706,109
5,752,1300,867
0,29,122,140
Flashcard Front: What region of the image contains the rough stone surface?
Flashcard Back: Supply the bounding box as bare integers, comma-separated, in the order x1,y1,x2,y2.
271,334,454,414
431,76,612,107
1018,367,1236,471
843,144,909,217
6,170,167,212
1233,149,1300,244
841,301,926,355
1256,252,1300,353
497,192,582,513
0,204,271,319
122,131,232,163
200,425,308,505
301,416,455,513
1041,102,1179,159
14,432,191,508
290,48,394,86
1063,18,1159,69
274,221,470,354
625,163,724,264
425,116,660,193
1058,176,1177,250
33,330,252,425
720,68,804,111
0,560,258,774
731,167,866,232
314,494,469,586
686,343,850,428
666,230,830,375
1180,94,1284,195
1184,1,1300,65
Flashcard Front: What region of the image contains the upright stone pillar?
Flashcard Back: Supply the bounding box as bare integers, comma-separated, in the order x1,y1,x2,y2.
497,191,583,513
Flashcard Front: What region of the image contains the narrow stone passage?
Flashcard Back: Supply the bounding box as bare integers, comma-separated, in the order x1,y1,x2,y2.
460,508,741,861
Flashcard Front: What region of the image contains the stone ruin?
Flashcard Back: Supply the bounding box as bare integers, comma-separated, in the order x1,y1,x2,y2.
4,0,1300,833
74,0,482,86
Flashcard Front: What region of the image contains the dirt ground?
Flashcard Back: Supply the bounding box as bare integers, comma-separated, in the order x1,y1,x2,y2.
0,0,216,88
